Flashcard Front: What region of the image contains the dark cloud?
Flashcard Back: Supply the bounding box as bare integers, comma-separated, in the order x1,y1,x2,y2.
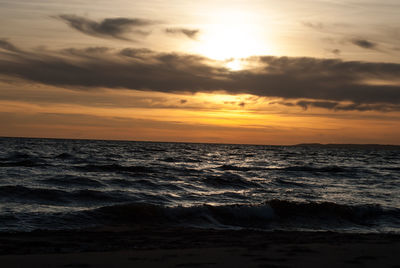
165,28,200,39
351,39,378,50
302,22,351,31
0,39,21,53
119,48,153,57
55,15,157,40
270,101,295,107
331,49,341,55
61,47,111,58
297,101,338,110
278,100,400,112
302,22,325,30
334,103,400,112
1,41,400,112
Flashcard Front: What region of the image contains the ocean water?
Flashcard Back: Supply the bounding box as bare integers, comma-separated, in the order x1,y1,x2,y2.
0,137,399,233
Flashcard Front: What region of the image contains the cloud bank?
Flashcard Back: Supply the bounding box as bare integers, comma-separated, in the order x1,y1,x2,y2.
1,40,400,112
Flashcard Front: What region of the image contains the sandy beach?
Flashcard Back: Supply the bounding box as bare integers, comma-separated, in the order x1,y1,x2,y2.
0,227,399,267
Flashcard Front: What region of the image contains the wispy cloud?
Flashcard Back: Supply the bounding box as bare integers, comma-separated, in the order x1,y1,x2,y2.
55,15,158,41
165,28,200,39
302,21,387,52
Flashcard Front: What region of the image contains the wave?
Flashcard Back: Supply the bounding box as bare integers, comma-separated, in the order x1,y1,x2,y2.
0,160,45,167
266,199,395,223
202,173,259,188
274,178,307,187
107,178,136,187
3,184,392,228
76,164,154,174
217,164,353,173
0,152,48,167
280,165,351,173
218,164,254,172
83,200,400,230
0,185,131,204
55,152,74,159
106,178,181,191
3,152,35,160
74,189,131,203
40,176,104,187
161,157,202,163
88,202,274,228
3,200,399,233
384,167,400,171
161,157,176,163
0,185,67,203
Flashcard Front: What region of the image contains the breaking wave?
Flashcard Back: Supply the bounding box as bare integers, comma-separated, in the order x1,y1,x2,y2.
82,200,400,230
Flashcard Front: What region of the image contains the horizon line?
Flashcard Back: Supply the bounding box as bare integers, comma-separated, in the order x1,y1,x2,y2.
1,135,399,147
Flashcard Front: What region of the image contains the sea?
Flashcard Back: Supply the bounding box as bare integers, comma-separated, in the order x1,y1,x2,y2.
0,137,399,234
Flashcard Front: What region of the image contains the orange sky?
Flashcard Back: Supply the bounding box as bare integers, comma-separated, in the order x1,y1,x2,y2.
0,0,400,144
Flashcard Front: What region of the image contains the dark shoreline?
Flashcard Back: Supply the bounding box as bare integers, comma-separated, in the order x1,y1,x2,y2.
0,227,399,267
1,227,399,255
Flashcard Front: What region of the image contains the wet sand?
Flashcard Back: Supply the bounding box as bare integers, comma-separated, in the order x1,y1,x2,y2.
0,227,399,267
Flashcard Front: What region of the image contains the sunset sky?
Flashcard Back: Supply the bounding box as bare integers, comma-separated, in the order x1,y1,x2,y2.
0,0,400,144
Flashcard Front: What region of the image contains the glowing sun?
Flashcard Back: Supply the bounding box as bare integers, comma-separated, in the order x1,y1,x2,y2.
193,10,271,70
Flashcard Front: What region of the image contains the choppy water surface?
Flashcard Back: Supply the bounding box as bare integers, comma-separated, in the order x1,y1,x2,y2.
0,137,399,233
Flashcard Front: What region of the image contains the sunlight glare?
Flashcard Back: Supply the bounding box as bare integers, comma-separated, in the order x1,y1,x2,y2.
225,59,243,71
193,10,272,70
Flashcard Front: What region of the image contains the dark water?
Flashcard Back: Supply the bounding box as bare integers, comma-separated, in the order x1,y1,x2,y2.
0,137,399,233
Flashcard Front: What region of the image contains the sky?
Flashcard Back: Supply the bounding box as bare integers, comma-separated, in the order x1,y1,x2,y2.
0,0,400,145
